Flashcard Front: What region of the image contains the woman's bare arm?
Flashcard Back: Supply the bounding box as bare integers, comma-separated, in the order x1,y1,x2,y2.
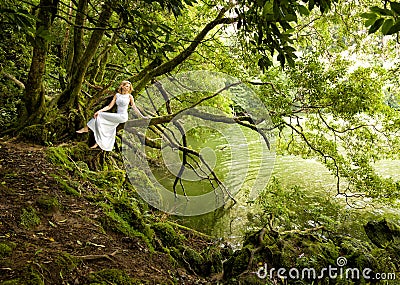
130,95,146,118
94,94,117,118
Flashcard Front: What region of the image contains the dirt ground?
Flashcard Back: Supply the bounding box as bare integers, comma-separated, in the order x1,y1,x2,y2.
0,138,214,284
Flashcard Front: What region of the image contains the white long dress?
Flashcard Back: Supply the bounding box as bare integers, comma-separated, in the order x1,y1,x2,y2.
87,93,131,151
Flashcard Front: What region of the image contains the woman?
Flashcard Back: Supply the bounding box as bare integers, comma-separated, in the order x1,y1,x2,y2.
76,80,146,151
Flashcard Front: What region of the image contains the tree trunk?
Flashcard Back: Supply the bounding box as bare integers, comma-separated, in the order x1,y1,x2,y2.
69,0,88,78
20,0,58,124
93,29,120,84
57,3,113,110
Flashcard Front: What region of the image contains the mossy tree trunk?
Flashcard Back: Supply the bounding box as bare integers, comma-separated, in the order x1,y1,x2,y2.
54,2,113,131
68,0,88,79
19,0,58,126
92,29,121,84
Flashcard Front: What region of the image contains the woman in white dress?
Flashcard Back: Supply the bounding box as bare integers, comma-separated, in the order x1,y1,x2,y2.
76,80,146,151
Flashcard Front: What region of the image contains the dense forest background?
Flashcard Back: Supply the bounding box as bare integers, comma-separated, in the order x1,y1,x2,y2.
1,0,400,284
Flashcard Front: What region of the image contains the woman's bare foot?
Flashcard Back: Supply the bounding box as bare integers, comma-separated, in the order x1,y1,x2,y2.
90,143,98,149
76,126,89,134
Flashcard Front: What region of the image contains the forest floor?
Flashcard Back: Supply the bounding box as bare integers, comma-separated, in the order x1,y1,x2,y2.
0,138,215,284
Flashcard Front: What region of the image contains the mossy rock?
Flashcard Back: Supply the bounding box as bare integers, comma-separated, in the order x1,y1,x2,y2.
169,244,223,277
20,124,51,145
87,269,143,285
201,245,224,275
0,242,16,258
364,219,400,248
100,209,139,237
151,222,185,248
51,175,80,196
56,252,80,275
223,246,252,279
337,236,376,269
290,234,338,269
20,206,40,229
174,245,204,273
98,206,153,251
112,199,147,233
90,170,126,189
46,146,74,171
36,195,60,214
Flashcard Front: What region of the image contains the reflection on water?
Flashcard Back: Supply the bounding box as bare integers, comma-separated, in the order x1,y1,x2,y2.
374,160,400,181
153,130,400,243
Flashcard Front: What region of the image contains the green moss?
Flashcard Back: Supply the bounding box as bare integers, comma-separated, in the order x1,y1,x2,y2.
36,195,60,213
20,206,40,229
3,267,45,285
152,222,185,248
364,219,400,248
338,236,376,269
223,246,252,279
87,269,143,285
202,245,223,274
51,174,80,196
20,125,51,145
75,160,90,171
56,252,80,275
99,206,153,251
0,242,16,258
46,146,74,171
1,279,22,285
24,267,44,285
112,199,146,231
177,245,204,273
103,170,126,188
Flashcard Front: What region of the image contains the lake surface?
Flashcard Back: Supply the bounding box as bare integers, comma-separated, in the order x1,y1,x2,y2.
151,128,400,244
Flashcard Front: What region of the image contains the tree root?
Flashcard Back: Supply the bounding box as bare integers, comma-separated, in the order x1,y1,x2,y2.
73,250,118,262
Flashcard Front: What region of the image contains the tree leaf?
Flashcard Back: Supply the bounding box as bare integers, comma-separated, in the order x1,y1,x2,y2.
381,18,394,35
365,18,376,27
368,18,384,34
298,5,310,16
308,0,315,11
390,2,400,14
370,6,393,16
387,19,400,35
360,12,378,20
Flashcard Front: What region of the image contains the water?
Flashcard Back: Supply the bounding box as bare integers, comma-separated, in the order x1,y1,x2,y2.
151,128,400,243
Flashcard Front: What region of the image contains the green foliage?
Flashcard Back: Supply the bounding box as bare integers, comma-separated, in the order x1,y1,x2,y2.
0,5,36,33
254,48,400,201
235,0,337,69
254,177,343,232
0,92,21,129
361,2,400,35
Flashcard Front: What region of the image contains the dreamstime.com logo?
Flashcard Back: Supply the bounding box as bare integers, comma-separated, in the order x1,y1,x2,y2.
122,71,276,216
256,257,396,281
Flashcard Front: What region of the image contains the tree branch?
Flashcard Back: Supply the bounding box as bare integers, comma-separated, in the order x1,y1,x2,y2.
0,71,25,89
132,7,238,94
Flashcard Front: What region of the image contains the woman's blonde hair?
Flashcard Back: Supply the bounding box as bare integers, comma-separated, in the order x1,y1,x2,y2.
117,80,133,93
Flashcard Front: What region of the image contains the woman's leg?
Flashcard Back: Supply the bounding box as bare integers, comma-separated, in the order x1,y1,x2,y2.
90,143,98,149
76,126,89,133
